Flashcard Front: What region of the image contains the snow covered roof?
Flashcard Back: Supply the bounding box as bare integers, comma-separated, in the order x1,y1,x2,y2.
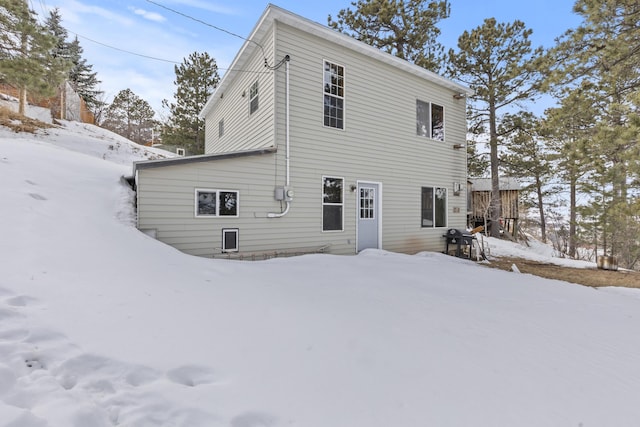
470,177,521,192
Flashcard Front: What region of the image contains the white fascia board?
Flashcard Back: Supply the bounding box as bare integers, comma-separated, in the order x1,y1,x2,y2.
199,4,472,119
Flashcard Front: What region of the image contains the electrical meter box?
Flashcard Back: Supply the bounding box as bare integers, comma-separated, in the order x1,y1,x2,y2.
275,186,294,202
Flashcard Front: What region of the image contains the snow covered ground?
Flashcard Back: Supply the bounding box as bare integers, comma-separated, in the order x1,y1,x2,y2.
2,117,640,426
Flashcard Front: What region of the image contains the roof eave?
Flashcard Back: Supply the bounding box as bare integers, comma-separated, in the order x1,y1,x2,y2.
199,4,472,119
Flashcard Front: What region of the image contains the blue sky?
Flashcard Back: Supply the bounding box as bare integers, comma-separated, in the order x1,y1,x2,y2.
38,0,581,117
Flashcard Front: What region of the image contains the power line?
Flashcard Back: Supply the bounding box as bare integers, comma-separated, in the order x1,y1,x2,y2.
144,0,284,69
68,30,274,76
70,31,181,64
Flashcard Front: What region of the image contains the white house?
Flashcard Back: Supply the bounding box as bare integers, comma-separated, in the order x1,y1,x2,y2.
132,4,472,258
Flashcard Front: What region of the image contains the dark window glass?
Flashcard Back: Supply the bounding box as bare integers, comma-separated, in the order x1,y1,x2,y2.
323,177,343,231
421,187,433,227
435,187,447,227
431,104,444,141
219,191,238,216
416,100,429,137
197,191,217,216
249,81,259,114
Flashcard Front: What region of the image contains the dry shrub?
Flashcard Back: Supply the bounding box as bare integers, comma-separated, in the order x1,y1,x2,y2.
0,106,54,133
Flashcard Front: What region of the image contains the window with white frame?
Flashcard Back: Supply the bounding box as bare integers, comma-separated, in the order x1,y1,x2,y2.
359,187,375,219
195,189,238,217
249,80,259,114
222,228,239,252
421,186,447,227
218,119,224,138
323,60,344,129
416,100,444,141
322,176,343,231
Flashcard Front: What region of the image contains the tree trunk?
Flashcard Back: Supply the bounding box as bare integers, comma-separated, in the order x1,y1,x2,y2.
568,172,577,258
536,176,546,243
18,87,27,115
489,101,501,237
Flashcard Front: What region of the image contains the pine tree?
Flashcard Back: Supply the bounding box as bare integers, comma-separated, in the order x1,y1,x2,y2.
43,7,72,118
447,18,545,237
102,89,156,144
162,52,219,154
0,0,68,114
328,0,450,73
67,36,103,112
548,0,640,267
499,112,553,243
542,86,597,258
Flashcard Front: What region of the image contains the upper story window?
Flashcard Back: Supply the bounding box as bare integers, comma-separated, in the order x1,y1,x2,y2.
249,80,259,114
323,60,344,129
218,119,224,138
416,100,444,141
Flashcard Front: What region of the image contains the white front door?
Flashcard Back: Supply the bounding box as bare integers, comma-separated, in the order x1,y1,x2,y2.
357,182,380,252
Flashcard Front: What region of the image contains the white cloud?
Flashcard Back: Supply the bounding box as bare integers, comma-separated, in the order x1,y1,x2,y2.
54,0,135,27
129,7,167,23
166,0,239,15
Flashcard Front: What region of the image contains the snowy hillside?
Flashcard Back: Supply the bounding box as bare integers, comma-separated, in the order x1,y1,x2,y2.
2,118,640,427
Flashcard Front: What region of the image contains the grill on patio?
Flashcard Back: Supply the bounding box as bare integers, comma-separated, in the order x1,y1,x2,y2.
443,228,475,259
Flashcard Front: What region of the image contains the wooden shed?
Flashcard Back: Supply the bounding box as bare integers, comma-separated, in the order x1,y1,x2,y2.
468,178,520,236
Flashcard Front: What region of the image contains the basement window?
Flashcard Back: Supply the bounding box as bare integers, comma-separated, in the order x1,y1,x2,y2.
195,189,238,217
222,228,239,252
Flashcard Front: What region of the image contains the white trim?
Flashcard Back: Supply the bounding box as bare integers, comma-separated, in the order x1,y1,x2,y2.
358,186,376,221
420,186,448,228
432,103,445,142
199,5,471,119
222,228,239,252
416,99,445,141
194,188,240,218
322,59,346,131
356,180,383,252
321,175,345,232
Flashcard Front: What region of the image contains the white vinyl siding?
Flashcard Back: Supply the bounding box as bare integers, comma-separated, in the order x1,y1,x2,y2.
154,16,468,257
204,25,276,154
273,22,466,253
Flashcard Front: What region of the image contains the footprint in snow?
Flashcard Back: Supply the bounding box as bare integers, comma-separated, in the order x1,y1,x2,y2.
6,295,38,307
0,286,15,297
28,193,47,201
231,411,278,427
166,365,219,387
0,306,24,322
0,328,30,342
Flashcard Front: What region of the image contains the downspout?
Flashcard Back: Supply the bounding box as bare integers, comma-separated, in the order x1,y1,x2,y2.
268,55,291,218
